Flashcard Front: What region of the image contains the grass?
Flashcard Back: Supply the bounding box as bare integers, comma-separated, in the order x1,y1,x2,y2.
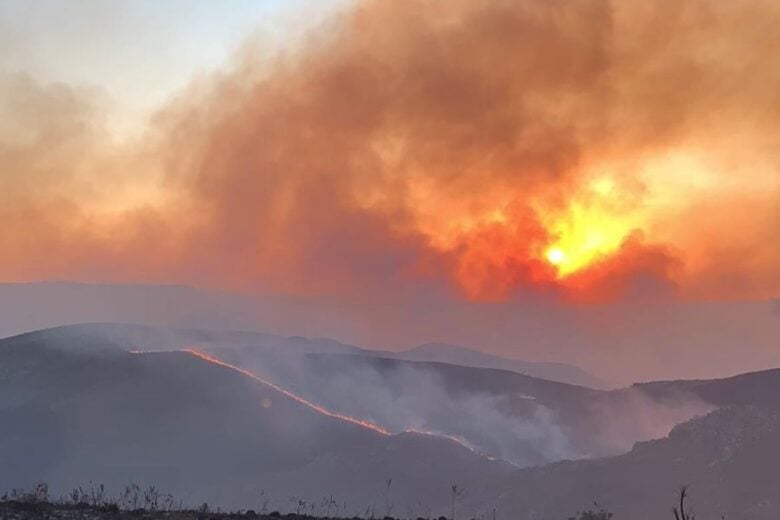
0,482,702,520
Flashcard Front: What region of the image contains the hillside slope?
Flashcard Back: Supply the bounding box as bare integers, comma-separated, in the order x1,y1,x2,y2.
495,406,780,520
1,324,705,467
0,328,505,515
399,342,608,388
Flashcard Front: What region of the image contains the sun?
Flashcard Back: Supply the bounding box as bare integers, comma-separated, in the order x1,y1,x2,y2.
545,247,567,266
542,209,630,278
532,170,649,279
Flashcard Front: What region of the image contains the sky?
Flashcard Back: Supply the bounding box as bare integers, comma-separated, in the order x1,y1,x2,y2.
1,0,778,309
0,0,352,135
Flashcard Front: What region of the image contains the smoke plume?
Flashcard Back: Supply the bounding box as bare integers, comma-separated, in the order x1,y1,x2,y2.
1,0,779,303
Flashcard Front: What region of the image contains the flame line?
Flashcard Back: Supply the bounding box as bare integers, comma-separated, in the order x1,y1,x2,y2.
130,348,500,461
401,428,501,462
178,348,391,435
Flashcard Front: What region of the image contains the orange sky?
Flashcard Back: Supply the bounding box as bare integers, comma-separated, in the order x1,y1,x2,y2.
1,0,778,305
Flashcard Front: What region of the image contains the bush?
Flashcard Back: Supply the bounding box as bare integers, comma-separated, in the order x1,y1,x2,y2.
568,505,613,520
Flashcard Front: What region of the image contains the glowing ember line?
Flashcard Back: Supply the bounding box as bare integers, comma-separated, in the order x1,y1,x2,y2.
403,428,501,462
179,348,391,436
129,349,500,461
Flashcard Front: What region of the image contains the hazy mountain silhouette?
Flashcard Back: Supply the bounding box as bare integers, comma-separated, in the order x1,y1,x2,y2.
635,368,780,408
4,282,778,385
398,342,609,388
0,282,600,387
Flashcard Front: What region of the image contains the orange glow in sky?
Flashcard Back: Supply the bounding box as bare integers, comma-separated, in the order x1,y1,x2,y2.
1,0,778,304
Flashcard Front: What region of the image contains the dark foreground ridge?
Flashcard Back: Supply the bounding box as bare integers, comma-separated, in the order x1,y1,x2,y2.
0,501,331,520
0,500,609,520
0,484,611,520
0,484,697,520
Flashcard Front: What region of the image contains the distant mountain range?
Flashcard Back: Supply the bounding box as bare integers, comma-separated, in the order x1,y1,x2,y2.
0,282,604,388
394,342,608,388
2,281,779,385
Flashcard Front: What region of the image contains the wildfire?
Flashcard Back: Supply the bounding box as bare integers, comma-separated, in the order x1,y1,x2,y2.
403,428,500,462
129,349,503,460
180,348,391,435
182,350,497,456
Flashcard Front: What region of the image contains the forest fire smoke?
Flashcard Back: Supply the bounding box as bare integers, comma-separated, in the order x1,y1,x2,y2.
180,348,391,435
177,349,493,458
1,0,778,303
